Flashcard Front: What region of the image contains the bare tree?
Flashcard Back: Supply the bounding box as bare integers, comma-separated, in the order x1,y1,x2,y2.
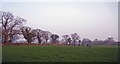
42,31,52,43
71,33,80,46
0,11,26,43
31,29,43,44
93,39,104,45
104,37,115,45
20,26,36,43
50,34,59,44
82,38,92,47
62,35,70,45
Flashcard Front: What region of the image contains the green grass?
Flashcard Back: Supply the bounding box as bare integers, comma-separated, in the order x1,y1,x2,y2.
2,45,118,62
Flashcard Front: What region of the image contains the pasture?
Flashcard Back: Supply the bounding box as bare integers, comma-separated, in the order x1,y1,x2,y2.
2,45,118,62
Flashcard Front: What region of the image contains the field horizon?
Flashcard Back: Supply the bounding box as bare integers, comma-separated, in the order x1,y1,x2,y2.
2,45,118,62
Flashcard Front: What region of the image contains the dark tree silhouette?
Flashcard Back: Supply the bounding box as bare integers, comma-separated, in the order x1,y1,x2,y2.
20,26,36,43
104,37,115,45
82,38,92,47
42,31,52,43
78,39,81,46
50,34,59,44
31,29,43,44
67,37,72,46
71,33,80,46
62,35,69,45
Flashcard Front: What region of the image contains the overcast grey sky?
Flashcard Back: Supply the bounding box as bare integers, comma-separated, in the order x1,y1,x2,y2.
2,2,118,41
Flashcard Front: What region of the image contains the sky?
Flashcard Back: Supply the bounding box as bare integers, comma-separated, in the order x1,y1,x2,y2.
2,2,118,41
1,0,119,2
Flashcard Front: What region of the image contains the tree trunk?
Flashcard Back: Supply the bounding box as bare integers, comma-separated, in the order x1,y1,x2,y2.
73,40,76,46
37,36,41,44
27,39,31,43
9,34,13,43
27,37,31,44
46,39,48,43
3,30,9,43
3,34,9,43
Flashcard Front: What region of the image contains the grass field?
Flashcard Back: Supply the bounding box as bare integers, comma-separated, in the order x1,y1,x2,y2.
2,45,118,62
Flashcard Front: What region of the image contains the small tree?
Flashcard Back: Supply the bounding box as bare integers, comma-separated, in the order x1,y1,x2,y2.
82,38,92,47
71,33,80,46
104,37,115,45
20,26,36,43
31,29,44,44
62,35,70,45
42,31,52,43
50,34,59,44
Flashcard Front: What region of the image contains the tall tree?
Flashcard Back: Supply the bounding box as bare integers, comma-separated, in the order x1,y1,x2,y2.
0,11,26,43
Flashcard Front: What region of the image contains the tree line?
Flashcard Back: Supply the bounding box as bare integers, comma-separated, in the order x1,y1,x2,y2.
0,11,118,46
